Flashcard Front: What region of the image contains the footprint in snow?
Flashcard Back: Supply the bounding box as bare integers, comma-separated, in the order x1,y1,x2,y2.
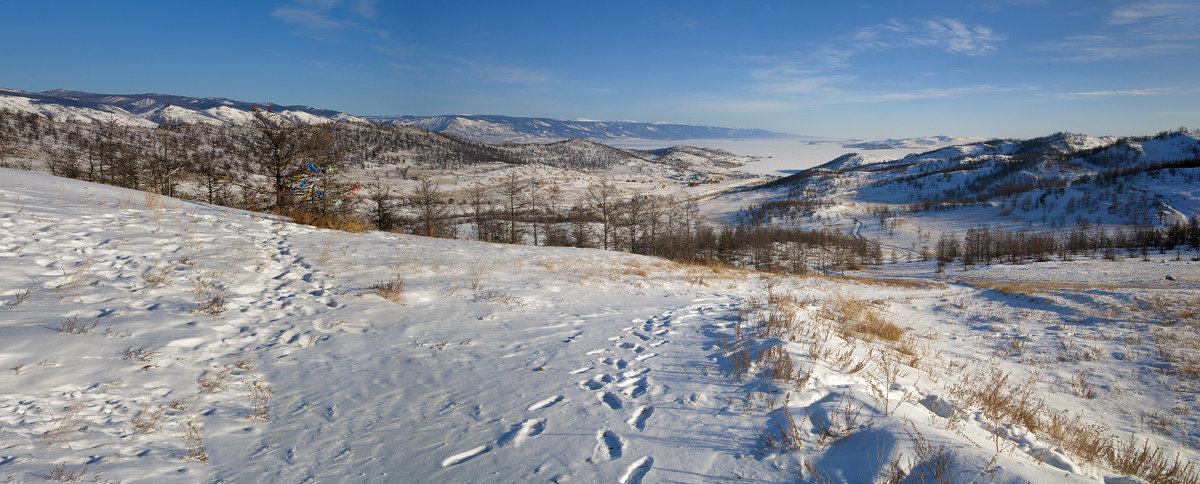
627,406,653,431
498,418,545,447
589,429,623,463
600,391,623,410
617,342,645,353
581,379,605,391
618,377,648,398
441,445,491,467
600,357,628,369
526,395,563,412
619,456,654,484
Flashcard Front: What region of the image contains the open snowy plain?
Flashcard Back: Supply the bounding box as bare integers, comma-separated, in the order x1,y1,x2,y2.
607,139,924,176
2,167,1198,483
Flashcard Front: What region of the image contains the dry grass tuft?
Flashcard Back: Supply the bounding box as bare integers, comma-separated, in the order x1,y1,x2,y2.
141,260,176,289
122,345,160,363
1109,437,1198,483
56,316,99,335
130,404,166,435
906,422,957,484
1068,370,1096,399
192,276,228,315
7,285,36,309
475,289,522,306
757,399,805,452
1044,411,1110,466
246,380,272,420
370,276,406,304
285,209,370,233
951,368,1043,431
839,274,944,290
820,294,905,342
41,463,88,482
179,419,209,463
54,258,96,295
810,392,868,450
41,401,84,443
196,367,233,393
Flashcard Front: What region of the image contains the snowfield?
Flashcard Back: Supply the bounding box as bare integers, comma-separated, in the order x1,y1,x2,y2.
1,167,1198,483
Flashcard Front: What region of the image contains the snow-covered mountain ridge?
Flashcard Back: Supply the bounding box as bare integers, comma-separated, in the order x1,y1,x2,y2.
0,88,791,143
842,135,988,150
367,114,794,143
796,131,1199,198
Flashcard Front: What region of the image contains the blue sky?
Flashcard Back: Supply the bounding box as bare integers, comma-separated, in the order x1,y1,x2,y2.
2,1,1198,139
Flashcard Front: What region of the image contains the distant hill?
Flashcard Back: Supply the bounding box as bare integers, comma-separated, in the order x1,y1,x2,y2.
365,114,794,143
0,88,792,143
764,130,1200,226
841,135,987,150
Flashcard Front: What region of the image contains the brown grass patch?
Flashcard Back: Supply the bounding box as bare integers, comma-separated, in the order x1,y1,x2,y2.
285,208,370,233
958,277,1165,295
370,276,406,304
820,294,905,342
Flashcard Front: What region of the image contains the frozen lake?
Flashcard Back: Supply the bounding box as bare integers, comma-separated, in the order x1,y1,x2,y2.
607,138,924,175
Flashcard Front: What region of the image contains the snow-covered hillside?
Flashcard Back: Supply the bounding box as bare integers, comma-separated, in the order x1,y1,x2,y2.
368,114,794,143
2,168,1197,483
842,135,988,151
0,88,791,142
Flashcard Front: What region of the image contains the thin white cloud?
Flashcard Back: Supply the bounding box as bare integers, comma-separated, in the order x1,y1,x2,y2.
796,17,1003,72
748,65,854,96
918,19,1004,56
1108,1,1189,25
352,0,379,19
1050,32,1200,61
272,8,343,29
1054,88,1172,98
272,1,382,31
861,84,1032,102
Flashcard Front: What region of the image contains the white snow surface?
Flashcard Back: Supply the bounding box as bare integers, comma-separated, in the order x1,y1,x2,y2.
0,96,156,128
1,168,1197,483
608,139,927,175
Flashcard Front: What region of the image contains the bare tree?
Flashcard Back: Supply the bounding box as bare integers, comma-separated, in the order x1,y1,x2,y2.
500,170,527,244
585,178,620,250
297,124,349,216
250,107,308,211
0,124,20,160
467,183,495,241
568,203,592,248
147,122,189,197
410,178,448,237
365,183,396,231
46,147,82,179
622,193,651,253
192,148,232,205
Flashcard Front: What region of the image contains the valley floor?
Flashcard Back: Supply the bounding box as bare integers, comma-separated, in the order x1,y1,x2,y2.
1,168,1197,483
